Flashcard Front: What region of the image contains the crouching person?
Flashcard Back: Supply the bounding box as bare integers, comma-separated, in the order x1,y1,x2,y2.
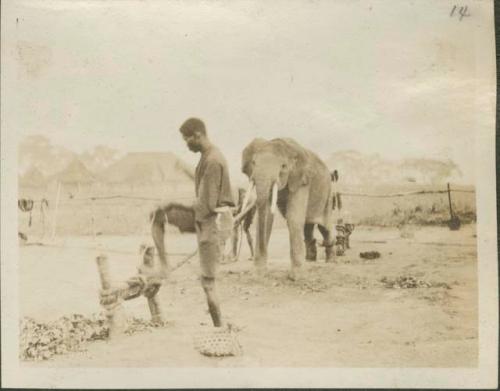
179,118,235,328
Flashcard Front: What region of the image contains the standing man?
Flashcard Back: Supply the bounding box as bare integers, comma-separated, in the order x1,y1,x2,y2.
179,117,235,327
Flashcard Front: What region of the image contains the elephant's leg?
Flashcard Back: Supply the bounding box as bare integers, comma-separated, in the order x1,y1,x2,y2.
151,208,169,277
318,224,335,262
345,224,354,249
286,187,309,280
304,223,317,261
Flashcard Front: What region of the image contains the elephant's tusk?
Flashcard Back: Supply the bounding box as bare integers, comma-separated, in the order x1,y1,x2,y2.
270,182,278,215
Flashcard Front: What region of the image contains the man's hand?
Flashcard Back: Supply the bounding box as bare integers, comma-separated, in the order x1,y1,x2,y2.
216,209,234,242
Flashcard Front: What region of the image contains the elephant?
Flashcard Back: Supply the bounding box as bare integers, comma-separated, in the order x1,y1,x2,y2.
241,137,335,280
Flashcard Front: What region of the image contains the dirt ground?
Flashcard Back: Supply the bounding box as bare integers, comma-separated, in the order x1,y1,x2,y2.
20,224,478,367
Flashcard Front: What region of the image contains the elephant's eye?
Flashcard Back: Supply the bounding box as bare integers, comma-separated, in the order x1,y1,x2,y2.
281,164,287,169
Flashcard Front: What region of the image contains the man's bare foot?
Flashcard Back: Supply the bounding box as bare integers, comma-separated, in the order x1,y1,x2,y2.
158,267,170,280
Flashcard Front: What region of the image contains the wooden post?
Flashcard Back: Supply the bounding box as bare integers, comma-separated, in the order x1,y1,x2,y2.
96,254,111,290
147,295,163,324
51,182,61,241
95,254,126,338
90,198,96,240
447,183,453,218
95,246,165,339
447,183,461,230
40,200,46,239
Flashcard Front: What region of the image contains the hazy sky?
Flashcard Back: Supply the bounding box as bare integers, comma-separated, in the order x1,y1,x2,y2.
3,0,495,185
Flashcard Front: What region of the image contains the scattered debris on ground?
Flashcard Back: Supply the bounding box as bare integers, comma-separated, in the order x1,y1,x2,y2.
20,313,108,361
123,317,168,335
20,313,167,361
380,276,451,290
295,278,331,293
223,267,375,294
360,251,381,260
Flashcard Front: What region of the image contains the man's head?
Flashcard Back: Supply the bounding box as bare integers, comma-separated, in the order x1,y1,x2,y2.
179,117,207,152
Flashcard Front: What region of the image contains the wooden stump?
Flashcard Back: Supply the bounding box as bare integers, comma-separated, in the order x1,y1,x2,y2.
95,255,127,338
95,247,164,340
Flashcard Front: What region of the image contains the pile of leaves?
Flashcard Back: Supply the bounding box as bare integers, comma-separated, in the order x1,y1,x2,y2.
20,313,109,361
20,313,167,361
380,275,451,290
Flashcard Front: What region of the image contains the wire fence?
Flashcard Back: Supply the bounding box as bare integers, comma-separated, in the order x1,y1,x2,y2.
18,183,477,239
23,187,476,204
340,188,475,198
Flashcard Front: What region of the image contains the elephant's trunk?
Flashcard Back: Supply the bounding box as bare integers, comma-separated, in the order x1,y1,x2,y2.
254,177,270,208
254,178,278,266
254,178,278,211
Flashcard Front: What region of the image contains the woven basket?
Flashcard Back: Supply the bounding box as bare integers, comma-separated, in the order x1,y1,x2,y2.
193,328,242,357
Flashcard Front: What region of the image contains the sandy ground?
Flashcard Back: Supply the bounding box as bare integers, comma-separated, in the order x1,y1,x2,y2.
20,224,478,367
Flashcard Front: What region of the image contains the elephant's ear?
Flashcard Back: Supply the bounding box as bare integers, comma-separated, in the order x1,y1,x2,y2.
269,138,313,192
242,138,267,177
288,155,313,192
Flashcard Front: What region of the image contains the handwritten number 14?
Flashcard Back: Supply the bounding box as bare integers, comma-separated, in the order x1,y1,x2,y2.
450,5,470,20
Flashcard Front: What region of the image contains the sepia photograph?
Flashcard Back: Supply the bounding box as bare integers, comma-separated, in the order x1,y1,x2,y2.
1,0,498,388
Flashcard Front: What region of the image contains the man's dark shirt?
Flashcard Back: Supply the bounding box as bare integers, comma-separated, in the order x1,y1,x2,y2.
194,144,235,222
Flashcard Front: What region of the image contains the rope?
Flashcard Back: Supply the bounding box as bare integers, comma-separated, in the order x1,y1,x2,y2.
170,249,198,272
23,241,194,257
341,189,475,198
25,195,195,204
23,187,474,204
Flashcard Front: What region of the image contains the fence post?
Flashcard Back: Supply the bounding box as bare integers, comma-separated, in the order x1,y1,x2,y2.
447,183,453,217
40,200,46,239
51,182,62,241
447,183,461,230
90,198,96,240
95,255,116,337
